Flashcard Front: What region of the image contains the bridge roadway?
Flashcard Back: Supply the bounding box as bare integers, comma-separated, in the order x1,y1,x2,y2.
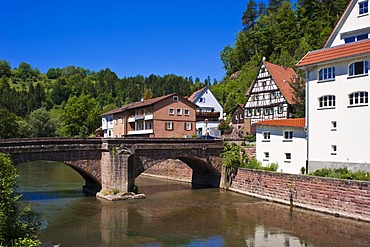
0,138,224,194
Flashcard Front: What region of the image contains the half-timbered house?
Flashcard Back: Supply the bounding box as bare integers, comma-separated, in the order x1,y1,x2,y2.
244,59,297,134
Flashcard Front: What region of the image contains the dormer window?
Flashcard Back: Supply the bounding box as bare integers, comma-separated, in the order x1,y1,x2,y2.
345,34,368,44
173,96,178,102
359,1,368,15
199,97,205,103
319,67,335,81
349,61,368,76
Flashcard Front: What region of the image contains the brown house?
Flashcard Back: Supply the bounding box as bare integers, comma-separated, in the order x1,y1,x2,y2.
101,94,197,138
230,104,245,137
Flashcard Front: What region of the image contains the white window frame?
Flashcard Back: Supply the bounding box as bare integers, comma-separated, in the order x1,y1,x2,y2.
348,60,368,77
359,1,368,15
348,91,368,107
176,108,182,116
318,95,336,109
185,122,192,131
168,108,174,115
165,121,173,130
318,66,335,82
173,96,178,102
246,109,253,117
331,121,337,131
283,130,293,141
263,152,269,161
262,131,270,142
184,109,190,116
331,145,337,155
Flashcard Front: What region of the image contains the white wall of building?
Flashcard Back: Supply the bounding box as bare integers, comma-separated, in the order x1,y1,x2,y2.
195,88,223,120
328,0,370,47
102,114,114,137
256,125,307,174
307,56,370,166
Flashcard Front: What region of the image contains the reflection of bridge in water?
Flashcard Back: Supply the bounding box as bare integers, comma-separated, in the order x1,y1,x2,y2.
0,138,224,194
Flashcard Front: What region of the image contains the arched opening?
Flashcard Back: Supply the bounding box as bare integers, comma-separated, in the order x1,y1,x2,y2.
15,160,101,197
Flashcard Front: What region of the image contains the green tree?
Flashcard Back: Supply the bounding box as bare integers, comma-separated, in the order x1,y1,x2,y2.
0,60,11,78
0,153,41,246
242,0,258,31
61,95,101,137
28,108,57,137
0,108,19,138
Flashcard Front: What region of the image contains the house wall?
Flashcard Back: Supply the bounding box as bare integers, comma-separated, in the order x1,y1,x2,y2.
306,55,370,172
102,114,114,137
227,168,370,222
153,96,196,138
195,88,223,119
256,125,306,174
328,0,370,47
112,112,125,137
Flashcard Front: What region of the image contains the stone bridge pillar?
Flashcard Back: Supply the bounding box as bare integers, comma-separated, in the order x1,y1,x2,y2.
101,141,135,193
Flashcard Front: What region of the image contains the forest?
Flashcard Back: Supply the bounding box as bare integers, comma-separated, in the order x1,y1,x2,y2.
0,0,348,138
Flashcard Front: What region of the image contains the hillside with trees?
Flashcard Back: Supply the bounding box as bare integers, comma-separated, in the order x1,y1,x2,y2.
0,0,348,138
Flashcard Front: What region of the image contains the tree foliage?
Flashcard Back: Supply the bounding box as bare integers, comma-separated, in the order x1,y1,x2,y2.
0,153,41,246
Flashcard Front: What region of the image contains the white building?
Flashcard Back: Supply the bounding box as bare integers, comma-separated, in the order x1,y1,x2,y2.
101,113,114,137
297,0,370,172
188,86,223,137
244,59,297,134
255,118,306,174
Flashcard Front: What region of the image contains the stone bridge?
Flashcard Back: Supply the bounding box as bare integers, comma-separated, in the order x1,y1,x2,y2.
0,138,224,194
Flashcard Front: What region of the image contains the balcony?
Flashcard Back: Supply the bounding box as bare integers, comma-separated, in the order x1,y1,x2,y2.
127,129,154,135
129,113,153,122
196,111,220,121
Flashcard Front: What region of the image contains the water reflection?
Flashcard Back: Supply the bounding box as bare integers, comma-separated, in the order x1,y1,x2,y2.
16,161,370,247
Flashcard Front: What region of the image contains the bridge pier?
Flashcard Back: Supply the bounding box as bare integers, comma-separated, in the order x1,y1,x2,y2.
101,143,135,193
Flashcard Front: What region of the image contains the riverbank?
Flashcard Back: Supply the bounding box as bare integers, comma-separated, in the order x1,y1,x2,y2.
143,160,370,223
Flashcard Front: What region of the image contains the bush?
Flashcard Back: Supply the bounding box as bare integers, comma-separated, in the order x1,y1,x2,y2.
310,167,370,181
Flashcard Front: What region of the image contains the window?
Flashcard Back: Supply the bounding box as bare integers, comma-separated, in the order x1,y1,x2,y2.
264,152,269,161
331,145,337,155
120,117,124,124
345,34,368,44
278,104,284,114
254,95,259,101
262,131,270,141
255,108,261,116
246,109,253,117
176,108,182,115
199,97,205,103
359,1,368,15
235,115,238,120
284,131,293,141
349,61,368,76
165,121,173,130
184,109,190,116
331,121,337,131
185,122,192,131
264,107,273,116
240,114,243,120
319,67,335,81
285,153,291,162
173,96,178,102
318,95,336,109
145,122,152,130
270,91,277,100
349,91,368,106
168,108,174,115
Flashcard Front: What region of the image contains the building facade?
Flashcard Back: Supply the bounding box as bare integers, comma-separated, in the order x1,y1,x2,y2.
101,94,197,138
188,86,223,137
255,118,306,174
230,104,245,137
244,59,297,134
297,0,370,172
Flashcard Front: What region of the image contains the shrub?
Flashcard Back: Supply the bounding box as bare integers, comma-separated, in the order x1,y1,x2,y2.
310,167,370,181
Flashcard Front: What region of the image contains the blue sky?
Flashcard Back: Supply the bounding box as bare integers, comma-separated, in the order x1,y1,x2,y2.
0,1,252,81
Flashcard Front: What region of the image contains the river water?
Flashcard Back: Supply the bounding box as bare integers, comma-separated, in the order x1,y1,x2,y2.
16,161,370,247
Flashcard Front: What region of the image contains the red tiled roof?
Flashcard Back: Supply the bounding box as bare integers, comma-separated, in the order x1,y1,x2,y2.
297,39,370,67
254,118,305,128
188,87,206,102
263,61,297,104
101,93,177,116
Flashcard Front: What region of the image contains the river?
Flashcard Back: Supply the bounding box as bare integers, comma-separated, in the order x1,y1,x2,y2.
16,161,370,247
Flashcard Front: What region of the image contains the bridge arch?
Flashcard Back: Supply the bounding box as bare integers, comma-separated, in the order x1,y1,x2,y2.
133,148,222,188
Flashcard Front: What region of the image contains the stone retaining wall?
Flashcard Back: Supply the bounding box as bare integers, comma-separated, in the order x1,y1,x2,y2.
227,167,370,222
142,159,192,183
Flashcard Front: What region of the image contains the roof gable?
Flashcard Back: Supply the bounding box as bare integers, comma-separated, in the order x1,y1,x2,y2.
245,60,297,105
188,87,207,103
324,0,370,48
